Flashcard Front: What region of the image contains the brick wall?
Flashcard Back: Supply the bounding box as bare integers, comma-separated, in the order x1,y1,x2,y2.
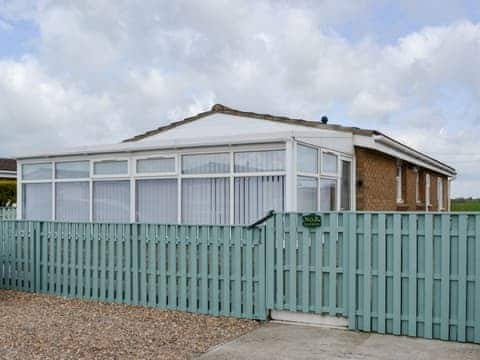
355,147,450,211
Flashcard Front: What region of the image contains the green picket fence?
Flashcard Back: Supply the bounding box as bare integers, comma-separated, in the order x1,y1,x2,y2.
267,212,480,344
0,207,16,220
1,212,480,344
0,221,266,320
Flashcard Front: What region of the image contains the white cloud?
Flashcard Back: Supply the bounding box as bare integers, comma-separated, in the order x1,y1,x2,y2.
0,1,479,196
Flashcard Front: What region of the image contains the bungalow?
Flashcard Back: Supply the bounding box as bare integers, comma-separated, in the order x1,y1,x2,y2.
15,104,456,224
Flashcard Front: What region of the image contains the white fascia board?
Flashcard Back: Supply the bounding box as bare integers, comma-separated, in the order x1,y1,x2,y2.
15,132,297,160
354,134,456,177
0,170,16,179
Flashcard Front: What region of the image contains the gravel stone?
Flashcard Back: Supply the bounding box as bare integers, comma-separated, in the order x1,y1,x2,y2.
0,290,260,359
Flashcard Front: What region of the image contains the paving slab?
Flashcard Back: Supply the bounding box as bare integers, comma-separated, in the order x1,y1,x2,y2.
200,322,480,360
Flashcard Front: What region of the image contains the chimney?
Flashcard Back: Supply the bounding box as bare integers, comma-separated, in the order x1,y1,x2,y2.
321,116,328,124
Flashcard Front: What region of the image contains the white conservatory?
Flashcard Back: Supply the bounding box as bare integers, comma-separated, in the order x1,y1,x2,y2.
16,104,384,225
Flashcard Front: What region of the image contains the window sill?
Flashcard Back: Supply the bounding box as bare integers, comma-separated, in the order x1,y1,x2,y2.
396,203,409,211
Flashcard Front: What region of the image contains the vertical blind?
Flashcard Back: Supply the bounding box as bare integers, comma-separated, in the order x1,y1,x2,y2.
234,176,285,225
55,182,90,221
297,176,317,212
320,179,336,211
136,179,177,223
23,183,52,220
93,181,130,222
182,178,230,224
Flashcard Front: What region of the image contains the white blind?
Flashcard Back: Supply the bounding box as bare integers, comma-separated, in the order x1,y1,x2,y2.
182,178,230,224
234,176,285,225
320,179,336,211
55,161,90,179
93,181,130,222
94,160,128,175
55,182,90,221
297,176,317,212
23,183,52,220
136,158,175,174
22,163,52,180
297,145,318,173
136,179,177,223
234,150,285,173
182,153,229,174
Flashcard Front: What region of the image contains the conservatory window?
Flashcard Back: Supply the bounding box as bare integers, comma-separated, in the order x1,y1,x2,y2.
182,178,230,224
234,150,285,173
93,181,130,222
297,176,317,212
22,163,52,180
136,179,178,223
297,145,318,174
93,160,128,176
23,183,52,220
234,176,285,224
55,161,90,179
182,153,229,174
340,160,351,210
322,152,338,174
55,182,90,221
320,179,337,211
136,157,175,174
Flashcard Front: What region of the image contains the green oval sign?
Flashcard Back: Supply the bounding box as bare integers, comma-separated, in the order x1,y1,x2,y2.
303,213,322,228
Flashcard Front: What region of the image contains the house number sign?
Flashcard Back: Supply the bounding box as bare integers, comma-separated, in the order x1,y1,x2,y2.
302,213,322,228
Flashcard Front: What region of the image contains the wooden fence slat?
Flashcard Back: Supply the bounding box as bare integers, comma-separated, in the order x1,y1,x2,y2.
315,226,322,314
440,214,451,340
190,226,198,312
289,214,297,312
330,214,338,316
232,227,241,317
212,226,219,316
275,214,284,309
302,225,309,313
458,215,467,342
148,225,156,307
158,225,167,308
265,217,274,310
475,215,480,343
425,215,434,339
222,226,231,316
348,213,357,329
393,214,402,335
245,228,253,318
408,214,417,337
378,213,386,333
179,226,187,311
363,213,372,331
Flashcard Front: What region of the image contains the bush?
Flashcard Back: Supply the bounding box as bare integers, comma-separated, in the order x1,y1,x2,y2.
0,179,16,206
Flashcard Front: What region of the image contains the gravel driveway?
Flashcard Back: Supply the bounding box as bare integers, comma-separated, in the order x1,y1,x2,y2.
0,290,259,359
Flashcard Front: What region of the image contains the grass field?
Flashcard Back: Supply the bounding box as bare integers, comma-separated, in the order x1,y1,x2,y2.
451,199,480,211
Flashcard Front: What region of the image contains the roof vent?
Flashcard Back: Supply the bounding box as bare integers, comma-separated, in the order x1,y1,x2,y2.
321,116,328,124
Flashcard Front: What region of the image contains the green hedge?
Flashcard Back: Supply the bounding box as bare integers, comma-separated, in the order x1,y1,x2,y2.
0,180,16,206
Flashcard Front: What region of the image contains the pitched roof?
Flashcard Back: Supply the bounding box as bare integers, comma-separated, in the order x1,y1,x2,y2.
0,158,16,172
123,103,378,143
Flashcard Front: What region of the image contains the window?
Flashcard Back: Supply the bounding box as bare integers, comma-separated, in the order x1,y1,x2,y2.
182,178,230,224
234,150,285,173
320,179,336,211
22,163,52,180
93,160,128,176
93,181,130,222
322,152,338,174
23,183,52,220
426,174,431,207
437,177,444,210
234,176,285,224
55,161,89,179
136,179,177,223
136,157,175,174
297,176,317,212
297,145,318,174
340,160,351,210
182,153,229,174
415,168,420,203
396,163,403,203
55,182,90,221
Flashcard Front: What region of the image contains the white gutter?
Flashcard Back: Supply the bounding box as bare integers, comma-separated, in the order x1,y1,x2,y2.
373,135,456,176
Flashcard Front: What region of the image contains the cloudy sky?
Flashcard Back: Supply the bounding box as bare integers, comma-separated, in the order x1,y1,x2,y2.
0,0,479,197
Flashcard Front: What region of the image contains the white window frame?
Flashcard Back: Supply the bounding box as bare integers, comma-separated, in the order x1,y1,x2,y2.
396,162,403,204
294,140,353,212
92,158,130,178
437,177,444,210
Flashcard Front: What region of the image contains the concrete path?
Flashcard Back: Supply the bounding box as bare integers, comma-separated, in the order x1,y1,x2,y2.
200,323,480,360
